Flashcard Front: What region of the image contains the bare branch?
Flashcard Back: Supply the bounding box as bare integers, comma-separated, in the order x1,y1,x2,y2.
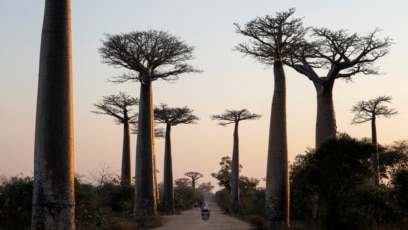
211,109,261,126
351,95,398,125
131,123,165,138
154,103,199,126
99,30,202,84
311,27,392,81
92,92,139,125
234,8,309,65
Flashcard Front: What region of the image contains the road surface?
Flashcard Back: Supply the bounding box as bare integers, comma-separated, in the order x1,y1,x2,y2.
155,203,251,230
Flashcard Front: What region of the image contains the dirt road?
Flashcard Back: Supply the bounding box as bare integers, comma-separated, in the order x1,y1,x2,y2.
155,203,251,230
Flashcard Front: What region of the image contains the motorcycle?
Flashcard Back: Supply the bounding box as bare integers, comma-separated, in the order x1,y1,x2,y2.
201,210,210,221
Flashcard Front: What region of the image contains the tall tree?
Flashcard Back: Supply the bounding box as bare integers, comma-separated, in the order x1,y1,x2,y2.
351,95,398,186
184,172,203,190
235,8,306,227
286,28,392,148
99,30,200,216
211,109,261,214
92,92,138,185
154,103,199,214
32,0,75,228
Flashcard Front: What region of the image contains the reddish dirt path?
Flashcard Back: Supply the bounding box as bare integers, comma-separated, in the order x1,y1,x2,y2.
155,203,251,230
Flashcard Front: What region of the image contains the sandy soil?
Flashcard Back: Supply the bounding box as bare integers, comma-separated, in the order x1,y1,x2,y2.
154,203,252,230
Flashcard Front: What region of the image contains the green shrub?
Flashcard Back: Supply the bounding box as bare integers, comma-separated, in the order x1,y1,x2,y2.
173,187,203,211
0,175,33,229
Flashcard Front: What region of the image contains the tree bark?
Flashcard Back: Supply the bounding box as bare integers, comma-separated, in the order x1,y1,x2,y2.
163,124,175,214
265,60,289,229
371,117,379,187
134,79,157,216
230,122,239,214
315,88,337,148
192,178,196,190
32,0,75,229
121,120,131,185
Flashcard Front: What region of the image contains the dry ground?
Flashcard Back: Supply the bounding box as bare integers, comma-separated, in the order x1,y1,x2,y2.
154,203,251,230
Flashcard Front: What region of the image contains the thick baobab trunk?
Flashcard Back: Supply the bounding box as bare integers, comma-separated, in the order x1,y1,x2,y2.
152,111,159,205
230,122,240,214
315,89,337,148
32,0,75,229
154,148,159,206
134,79,157,216
371,117,379,187
265,60,289,229
163,124,175,214
191,178,196,190
121,120,131,185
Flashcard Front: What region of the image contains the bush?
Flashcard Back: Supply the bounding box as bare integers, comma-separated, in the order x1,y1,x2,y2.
172,186,203,211
75,177,136,229
214,189,230,212
0,175,33,229
392,169,408,211
248,215,266,230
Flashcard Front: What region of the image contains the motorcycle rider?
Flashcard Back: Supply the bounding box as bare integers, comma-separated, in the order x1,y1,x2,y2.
201,202,210,217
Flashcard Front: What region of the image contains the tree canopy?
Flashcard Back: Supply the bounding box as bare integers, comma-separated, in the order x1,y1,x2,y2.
154,103,199,126
235,8,307,64
211,109,261,126
184,172,203,190
92,92,138,125
351,95,397,125
99,30,201,83
291,134,379,229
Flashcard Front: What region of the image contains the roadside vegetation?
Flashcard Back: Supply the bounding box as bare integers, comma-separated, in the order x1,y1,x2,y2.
0,171,204,229
2,135,408,229
212,135,408,230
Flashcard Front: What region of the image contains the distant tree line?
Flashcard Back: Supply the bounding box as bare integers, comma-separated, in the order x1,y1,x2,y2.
0,169,209,229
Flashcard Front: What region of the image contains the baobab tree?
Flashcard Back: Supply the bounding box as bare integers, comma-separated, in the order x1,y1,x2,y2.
32,0,75,228
235,8,306,227
351,95,398,186
154,103,199,214
99,30,200,216
184,172,203,190
211,109,261,214
92,92,138,185
131,122,164,206
286,28,392,148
